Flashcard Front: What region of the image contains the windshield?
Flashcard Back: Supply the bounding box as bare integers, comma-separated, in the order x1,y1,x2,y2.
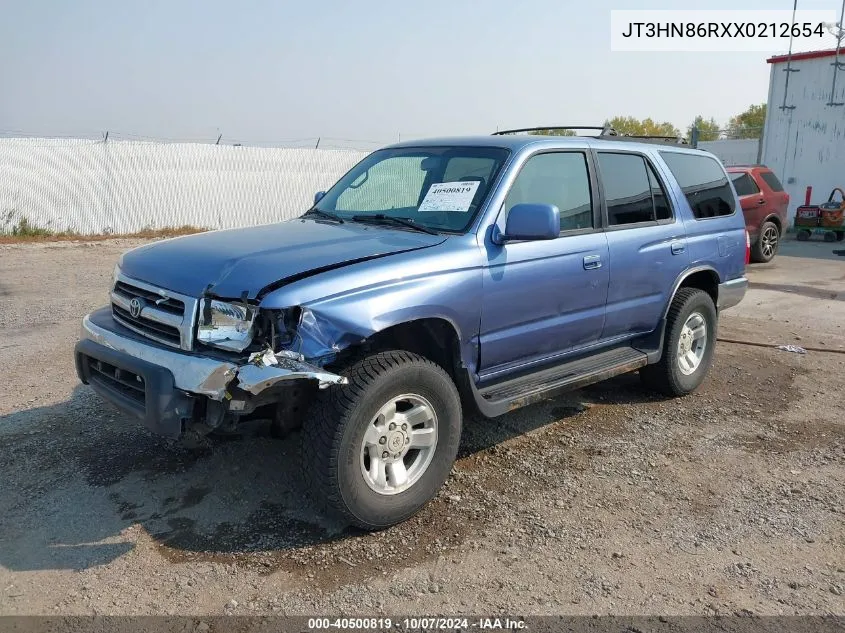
313,146,510,232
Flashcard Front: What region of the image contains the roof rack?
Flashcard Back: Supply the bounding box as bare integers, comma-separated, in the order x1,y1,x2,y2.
492,125,690,146
492,126,617,136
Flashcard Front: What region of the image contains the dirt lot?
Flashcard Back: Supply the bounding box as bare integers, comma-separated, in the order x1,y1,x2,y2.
0,238,843,617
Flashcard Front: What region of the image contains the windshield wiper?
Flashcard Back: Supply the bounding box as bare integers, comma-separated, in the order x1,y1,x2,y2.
302,208,345,224
350,214,439,235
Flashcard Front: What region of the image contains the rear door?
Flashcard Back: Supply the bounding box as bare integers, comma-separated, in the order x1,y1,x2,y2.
729,170,769,238
595,150,690,340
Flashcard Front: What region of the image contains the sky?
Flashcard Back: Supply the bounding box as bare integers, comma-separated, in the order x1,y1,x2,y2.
0,0,841,148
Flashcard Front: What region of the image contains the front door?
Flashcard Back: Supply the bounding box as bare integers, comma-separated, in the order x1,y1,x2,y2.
479,150,610,376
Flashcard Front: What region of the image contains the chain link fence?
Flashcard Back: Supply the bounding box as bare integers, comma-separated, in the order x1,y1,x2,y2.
0,137,372,235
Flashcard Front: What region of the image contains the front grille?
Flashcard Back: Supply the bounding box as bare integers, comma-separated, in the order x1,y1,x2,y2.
110,274,199,350
86,357,146,405
113,304,182,345
114,281,184,315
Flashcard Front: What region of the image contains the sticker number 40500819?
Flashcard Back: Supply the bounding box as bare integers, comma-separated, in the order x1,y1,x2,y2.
418,181,481,213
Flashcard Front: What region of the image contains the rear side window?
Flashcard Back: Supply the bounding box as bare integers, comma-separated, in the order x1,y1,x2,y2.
730,172,760,196
597,152,673,226
660,152,736,219
760,171,784,192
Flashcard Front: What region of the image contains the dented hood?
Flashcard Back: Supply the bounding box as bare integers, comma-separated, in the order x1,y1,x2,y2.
119,219,447,299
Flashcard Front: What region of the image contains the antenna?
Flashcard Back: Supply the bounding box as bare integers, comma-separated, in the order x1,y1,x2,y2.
779,0,800,111
826,0,845,106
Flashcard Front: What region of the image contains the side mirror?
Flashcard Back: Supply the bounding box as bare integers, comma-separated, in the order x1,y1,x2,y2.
494,203,560,243
314,191,326,204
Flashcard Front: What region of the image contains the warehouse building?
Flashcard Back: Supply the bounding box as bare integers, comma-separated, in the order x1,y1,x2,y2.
761,48,845,225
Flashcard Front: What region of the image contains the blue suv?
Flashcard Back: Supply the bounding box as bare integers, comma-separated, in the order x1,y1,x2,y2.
75,128,748,529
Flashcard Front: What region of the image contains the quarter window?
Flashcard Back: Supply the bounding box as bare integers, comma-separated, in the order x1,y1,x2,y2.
504,152,593,232
730,172,760,197
760,171,784,192
597,152,673,226
660,152,736,219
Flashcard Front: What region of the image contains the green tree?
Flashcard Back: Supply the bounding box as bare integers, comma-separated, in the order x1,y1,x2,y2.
727,104,766,139
527,128,576,136
687,115,721,141
605,116,681,138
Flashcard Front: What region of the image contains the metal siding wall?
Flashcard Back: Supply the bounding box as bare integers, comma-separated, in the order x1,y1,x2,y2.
0,138,370,234
762,55,845,225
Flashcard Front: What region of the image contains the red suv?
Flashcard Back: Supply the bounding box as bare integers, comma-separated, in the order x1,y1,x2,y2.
726,165,790,263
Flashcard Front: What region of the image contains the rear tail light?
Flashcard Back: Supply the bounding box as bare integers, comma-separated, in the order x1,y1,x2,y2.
745,230,751,265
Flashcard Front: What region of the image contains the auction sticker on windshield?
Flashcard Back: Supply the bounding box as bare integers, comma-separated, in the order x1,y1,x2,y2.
419,181,480,212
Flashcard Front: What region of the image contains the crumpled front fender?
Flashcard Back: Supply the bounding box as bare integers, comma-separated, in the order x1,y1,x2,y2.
236,349,347,394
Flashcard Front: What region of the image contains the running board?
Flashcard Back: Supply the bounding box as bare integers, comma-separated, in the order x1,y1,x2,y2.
471,347,648,417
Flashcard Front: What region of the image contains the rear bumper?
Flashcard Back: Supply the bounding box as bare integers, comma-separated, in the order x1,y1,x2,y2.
717,276,748,311
75,307,346,437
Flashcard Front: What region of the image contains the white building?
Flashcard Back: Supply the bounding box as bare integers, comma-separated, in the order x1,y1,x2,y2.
761,48,845,225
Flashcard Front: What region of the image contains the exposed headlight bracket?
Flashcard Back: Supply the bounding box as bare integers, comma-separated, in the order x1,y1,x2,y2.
197,298,258,352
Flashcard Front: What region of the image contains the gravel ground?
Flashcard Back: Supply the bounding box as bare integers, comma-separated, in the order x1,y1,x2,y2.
0,238,843,617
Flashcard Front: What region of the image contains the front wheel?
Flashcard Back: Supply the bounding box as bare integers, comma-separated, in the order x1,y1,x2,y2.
640,288,718,397
301,351,462,530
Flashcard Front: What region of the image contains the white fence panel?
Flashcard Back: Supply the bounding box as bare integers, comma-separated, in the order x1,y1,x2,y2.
0,138,370,234
698,138,760,166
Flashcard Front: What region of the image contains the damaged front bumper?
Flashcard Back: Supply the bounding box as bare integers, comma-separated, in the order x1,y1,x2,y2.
74,307,346,437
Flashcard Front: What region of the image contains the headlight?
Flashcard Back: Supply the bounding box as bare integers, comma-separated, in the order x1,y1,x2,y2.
197,299,257,352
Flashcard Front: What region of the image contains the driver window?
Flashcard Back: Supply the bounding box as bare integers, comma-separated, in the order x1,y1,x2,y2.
504,152,593,232
335,157,426,212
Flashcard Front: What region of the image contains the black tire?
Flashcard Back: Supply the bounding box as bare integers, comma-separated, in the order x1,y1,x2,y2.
796,229,812,242
640,288,718,397
301,351,462,530
271,383,317,438
836,231,845,242
823,231,837,243
750,221,780,263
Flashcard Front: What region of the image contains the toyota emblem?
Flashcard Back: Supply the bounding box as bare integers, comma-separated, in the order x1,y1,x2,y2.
129,297,144,319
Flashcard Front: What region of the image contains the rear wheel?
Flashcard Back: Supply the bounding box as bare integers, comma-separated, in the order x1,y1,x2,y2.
301,351,462,530
796,229,812,242
823,231,837,243
640,288,717,397
751,221,779,263
836,231,845,242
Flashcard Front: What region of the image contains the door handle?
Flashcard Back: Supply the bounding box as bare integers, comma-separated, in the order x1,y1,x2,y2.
583,254,602,270
757,199,766,205
671,241,686,255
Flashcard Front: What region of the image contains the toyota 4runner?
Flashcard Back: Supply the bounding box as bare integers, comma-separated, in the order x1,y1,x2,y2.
75,128,749,529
